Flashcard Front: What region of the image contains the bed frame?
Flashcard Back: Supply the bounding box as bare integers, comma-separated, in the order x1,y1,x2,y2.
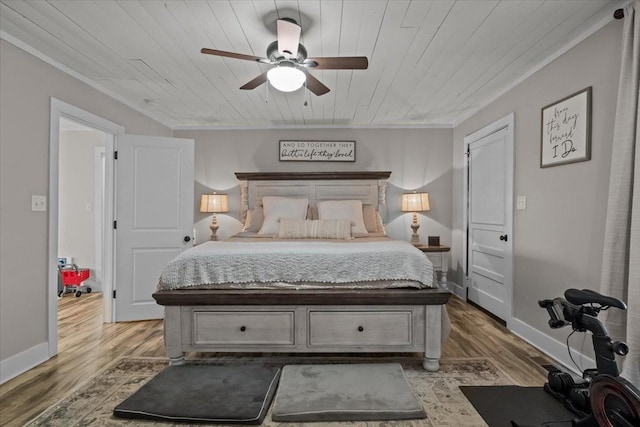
152,171,451,371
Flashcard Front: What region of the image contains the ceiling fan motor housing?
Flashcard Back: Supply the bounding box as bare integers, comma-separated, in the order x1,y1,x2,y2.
267,41,307,63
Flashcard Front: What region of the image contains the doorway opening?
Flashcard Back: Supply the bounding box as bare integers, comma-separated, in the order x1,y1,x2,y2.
48,98,123,358
58,117,105,299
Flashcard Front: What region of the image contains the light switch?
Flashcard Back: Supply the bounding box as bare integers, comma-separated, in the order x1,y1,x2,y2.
516,196,527,210
32,195,47,212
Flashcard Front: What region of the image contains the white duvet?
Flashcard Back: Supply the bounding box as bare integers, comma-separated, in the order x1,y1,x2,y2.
157,239,434,291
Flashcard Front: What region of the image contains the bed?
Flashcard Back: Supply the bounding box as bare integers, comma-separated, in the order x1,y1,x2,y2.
152,171,451,371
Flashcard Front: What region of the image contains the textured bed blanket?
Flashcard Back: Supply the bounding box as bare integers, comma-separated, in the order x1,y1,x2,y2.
157,240,433,291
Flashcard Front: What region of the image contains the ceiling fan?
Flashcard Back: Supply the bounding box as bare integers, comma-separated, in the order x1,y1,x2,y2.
201,18,368,96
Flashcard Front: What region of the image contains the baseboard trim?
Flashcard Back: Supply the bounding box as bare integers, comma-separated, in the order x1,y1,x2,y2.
0,342,50,384
447,281,465,299
509,317,595,376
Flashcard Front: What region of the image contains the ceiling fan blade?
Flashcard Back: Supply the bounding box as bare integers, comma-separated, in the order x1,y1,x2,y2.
239,72,268,90
303,56,369,70
303,72,330,96
277,19,301,58
201,48,270,64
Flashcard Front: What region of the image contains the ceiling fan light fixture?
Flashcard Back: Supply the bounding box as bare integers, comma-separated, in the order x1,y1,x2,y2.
267,63,305,92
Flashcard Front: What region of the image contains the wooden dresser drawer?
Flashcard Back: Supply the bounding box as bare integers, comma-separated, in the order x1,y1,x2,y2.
192,311,295,345
308,310,413,347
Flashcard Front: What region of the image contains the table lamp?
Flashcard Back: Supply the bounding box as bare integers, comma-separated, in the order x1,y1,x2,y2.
401,192,430,244
200,193,229,241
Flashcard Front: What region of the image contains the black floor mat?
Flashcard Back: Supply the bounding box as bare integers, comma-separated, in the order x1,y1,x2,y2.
460,385,577,427
114,364,281,424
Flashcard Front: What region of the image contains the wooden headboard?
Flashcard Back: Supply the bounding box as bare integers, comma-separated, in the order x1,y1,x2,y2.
234,171,391,221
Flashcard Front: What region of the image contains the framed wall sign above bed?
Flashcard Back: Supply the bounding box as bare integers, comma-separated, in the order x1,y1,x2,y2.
279,140,355,162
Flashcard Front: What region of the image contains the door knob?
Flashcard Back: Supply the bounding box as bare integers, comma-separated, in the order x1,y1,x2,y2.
184,235,191,243
499,235,508,241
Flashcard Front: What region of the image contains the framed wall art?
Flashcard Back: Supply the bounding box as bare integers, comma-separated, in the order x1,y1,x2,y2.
279,140,355,162
540,87,592,168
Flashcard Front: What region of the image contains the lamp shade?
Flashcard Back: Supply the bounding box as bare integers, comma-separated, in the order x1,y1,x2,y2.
401,192,430,212
200,193,229,213
267,63,306,92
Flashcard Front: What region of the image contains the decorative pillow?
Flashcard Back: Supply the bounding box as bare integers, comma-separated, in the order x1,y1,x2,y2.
259,197,309,234
242,206,265,232
317,200,368,234
307,206,319,220
362,205,378,233
376,211,386,234
278,219,352,239
242,209,251,231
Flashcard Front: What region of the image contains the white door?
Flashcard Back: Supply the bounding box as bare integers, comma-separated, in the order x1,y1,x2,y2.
466,121,513,321
115,134,194,322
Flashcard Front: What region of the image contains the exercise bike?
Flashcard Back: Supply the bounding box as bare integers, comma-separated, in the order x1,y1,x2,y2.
531,288,640,426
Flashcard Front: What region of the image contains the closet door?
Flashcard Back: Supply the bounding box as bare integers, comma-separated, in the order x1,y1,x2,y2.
467,126,513,321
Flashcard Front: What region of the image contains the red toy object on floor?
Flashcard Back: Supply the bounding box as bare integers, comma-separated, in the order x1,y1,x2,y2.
58,264,92,297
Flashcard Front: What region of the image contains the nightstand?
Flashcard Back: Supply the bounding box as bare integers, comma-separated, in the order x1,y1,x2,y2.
414,244,450,286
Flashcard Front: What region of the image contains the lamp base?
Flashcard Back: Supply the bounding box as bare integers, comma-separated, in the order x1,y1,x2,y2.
209,214,219,241
410,214,420,244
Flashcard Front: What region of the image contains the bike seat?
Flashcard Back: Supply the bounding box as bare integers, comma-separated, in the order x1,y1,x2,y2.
565,288,627,309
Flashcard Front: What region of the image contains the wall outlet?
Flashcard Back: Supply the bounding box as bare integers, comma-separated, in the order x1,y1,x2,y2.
32,195,47,212
516,196,527,210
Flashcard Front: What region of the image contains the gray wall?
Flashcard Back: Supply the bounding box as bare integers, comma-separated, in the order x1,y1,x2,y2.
58,130,104,274
0,39,171,361
174,128,453,245
451,20,623,348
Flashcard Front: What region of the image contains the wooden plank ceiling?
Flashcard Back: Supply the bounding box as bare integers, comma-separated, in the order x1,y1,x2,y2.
0,0,624,129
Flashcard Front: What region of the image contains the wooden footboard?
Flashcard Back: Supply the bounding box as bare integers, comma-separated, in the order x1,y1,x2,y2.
152,288,451,371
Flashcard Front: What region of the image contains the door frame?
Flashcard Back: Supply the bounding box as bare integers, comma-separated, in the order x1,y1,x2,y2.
48,98,123,357
93,146,106,292
462,113,515,326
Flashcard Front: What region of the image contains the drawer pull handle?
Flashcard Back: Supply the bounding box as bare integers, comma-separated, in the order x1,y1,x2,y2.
358,326,364,332
240,326,246,332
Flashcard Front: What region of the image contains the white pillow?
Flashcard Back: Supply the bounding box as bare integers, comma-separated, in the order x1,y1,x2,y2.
242,206,265,232
259,196,309,234
317,200,368,234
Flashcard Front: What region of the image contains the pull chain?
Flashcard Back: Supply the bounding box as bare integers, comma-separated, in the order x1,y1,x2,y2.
303,79,308,106
265,79,269,104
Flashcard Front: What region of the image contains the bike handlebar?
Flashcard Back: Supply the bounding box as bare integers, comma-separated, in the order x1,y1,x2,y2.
538,298,569,329
539,289,628,377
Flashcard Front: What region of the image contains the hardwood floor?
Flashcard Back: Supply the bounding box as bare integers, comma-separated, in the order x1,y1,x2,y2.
0,292,553,426
0,293,163,426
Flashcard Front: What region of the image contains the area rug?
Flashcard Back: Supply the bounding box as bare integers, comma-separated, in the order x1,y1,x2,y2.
461,385,577,426
271,363,426,421
113,365,281,424
26,356,516,426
